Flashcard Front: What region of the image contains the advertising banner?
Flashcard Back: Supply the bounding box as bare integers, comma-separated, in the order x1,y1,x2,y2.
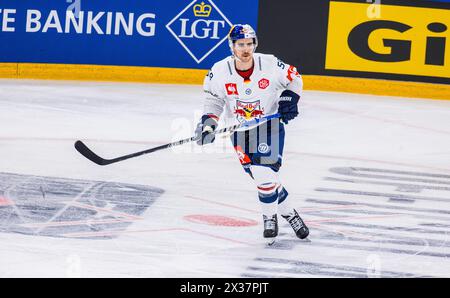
0,0,258,69
326,1,450,79
258,0,450,85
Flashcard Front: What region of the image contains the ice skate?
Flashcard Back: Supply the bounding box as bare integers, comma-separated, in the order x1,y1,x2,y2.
282,209,309,239
263,214,278,245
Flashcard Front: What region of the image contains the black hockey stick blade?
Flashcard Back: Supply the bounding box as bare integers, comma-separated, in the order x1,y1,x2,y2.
75,136,195,166
74,140,112,166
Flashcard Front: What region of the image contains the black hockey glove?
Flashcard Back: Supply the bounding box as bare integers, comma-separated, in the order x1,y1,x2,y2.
195,114,218,145
278,90,300,124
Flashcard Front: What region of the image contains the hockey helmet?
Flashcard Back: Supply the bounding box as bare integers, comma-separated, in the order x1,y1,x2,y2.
228,24,258,54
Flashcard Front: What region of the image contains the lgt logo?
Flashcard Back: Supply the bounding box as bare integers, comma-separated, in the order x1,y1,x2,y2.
166,0,233,64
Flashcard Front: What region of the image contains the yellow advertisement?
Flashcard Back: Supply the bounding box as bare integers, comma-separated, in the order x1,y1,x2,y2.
326,2,450,79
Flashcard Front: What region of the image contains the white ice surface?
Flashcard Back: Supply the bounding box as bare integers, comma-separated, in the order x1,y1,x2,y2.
1,79,450,277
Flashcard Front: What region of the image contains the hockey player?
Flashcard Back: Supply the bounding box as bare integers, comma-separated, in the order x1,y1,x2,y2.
195,24,309,245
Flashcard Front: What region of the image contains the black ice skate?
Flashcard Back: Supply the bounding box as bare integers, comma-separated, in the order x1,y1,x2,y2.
282,209,309,239
263,214,278,245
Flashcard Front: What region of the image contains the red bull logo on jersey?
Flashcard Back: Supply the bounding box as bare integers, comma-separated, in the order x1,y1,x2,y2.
234,100,265,122
225,83,239,95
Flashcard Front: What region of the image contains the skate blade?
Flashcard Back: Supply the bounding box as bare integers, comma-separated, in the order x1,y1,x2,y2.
265,238,276,246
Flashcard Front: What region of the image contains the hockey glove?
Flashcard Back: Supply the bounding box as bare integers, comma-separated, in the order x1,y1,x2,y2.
195,114,218,145
278,90,300,124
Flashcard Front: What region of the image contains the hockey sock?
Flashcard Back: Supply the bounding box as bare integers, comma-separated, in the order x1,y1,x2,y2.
277,185,294,217
258,182,278,216
251,165,281,217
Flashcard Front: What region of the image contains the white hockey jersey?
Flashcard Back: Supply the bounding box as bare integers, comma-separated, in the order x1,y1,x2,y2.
202,53,303,129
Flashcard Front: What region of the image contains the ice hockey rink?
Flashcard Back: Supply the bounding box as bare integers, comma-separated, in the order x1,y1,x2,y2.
1,78,450,278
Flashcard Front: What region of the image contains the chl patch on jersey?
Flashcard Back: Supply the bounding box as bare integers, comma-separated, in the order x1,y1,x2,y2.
258,78,270,89
234,100,265,122
225,83,239,95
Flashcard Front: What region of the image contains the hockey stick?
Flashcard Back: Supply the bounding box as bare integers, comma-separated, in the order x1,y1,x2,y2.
75,113,281,166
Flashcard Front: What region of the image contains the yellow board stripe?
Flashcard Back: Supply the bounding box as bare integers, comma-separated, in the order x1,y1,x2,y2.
0,63,449,100
304,75,450,101
0,63,207,85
